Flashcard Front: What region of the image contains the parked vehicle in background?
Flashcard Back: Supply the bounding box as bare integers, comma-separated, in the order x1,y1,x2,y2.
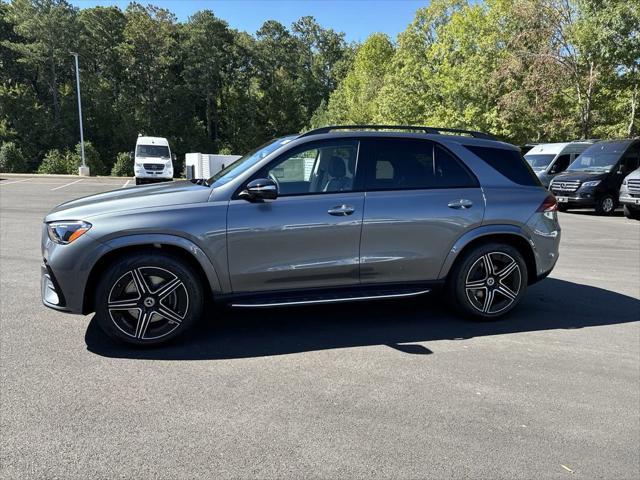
520,143,538,155
524,141,595,187
41,125,560,346
619,167,640,219
550,139,640,215
133,136,175,185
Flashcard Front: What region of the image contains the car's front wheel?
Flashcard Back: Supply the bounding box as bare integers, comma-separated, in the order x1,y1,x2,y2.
448,243,528,320
95,251,203,345
595,194,617,215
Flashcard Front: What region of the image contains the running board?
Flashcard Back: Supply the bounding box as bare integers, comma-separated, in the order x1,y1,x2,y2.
231,288,431,308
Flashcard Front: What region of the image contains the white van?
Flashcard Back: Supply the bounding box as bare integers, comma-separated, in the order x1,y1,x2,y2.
524,141,595,187
133,136,175,185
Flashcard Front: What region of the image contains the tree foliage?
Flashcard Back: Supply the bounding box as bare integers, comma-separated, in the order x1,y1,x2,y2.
0,141,27,172
322,0,639,144
0,1,351,172
0,0,637,174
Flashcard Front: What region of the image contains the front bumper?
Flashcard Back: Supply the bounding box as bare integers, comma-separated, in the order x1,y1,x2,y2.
550,190,596,207
134,164,173,180
619,192,640,208
41,262,70,311
41,224,111,314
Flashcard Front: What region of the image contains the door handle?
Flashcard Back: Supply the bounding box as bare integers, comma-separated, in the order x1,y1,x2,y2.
447,199,474,209
328,205,355,216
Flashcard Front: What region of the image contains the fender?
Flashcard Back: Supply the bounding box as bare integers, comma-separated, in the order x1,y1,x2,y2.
98,233,223,294
437,224,534,279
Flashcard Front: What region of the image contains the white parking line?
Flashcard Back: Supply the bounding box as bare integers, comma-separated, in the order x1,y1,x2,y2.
50,179,83,191
0,178,31,186
121,179,131,188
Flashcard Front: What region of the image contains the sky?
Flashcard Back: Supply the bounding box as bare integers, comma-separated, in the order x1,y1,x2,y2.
69,0,428,42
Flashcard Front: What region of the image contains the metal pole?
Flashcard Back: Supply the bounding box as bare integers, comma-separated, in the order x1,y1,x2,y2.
71,52,86,171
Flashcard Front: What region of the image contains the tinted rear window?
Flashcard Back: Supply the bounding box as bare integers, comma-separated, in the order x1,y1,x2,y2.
363,138,478,190
466,146,541,186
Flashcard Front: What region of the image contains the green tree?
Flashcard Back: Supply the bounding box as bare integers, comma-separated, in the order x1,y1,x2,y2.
4,0,78,133
181,10,235,150
321,33,394,124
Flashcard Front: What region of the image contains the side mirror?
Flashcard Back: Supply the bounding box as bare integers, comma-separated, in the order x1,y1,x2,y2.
549,165,558,174
129,151,135,158
172,153,177,161
239,178,278,202
617,164,625,174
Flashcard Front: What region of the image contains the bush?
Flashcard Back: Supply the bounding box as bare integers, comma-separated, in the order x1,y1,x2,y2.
0,142,28,173
68,141,105,175
111,152,134,177
38,149,70,174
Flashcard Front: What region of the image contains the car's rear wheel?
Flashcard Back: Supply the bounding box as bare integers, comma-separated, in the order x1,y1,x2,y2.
595,194,617,215
448,243,527,320
95,252,203,345
623,204,640,220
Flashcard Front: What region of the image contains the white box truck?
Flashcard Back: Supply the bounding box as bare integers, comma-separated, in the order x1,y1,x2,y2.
185,153,241,179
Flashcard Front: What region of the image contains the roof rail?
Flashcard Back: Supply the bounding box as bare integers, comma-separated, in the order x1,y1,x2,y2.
299,125,497,140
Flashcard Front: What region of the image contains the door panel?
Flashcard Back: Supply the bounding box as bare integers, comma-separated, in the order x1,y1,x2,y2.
360,189,484,282
359,137,485,283
227,193,365,292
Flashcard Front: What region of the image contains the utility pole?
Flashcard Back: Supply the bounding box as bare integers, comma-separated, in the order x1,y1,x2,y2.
71,52,89,176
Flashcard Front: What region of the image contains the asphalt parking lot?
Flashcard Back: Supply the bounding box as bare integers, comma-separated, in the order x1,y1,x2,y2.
1,175,639,479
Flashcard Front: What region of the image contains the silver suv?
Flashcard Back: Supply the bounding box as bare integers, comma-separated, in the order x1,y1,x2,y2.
41,126,561,345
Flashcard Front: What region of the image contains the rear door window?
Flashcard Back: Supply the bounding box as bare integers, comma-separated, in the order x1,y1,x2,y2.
362,138,478,191
465,145,541,186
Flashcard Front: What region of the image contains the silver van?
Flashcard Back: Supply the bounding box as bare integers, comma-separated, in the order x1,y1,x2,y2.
525,141,595,187
620,167,640,219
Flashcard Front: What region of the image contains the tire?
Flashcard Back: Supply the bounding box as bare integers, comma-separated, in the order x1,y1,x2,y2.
447,243,528,320
557,204,568,212
94,251,204,346
623,204,640,220
135,178,141,186
595,194,617,215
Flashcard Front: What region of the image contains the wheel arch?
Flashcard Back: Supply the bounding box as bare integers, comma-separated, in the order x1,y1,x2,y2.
82,235,221,314
439,226,538,285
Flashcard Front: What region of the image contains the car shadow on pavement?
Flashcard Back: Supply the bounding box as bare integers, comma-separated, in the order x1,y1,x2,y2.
85,278,639,360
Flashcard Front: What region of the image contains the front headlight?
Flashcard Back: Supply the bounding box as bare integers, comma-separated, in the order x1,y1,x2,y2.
582,180,601,188
47,221,92,245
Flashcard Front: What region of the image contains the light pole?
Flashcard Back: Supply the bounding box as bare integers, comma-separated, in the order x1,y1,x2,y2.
71,52,89,176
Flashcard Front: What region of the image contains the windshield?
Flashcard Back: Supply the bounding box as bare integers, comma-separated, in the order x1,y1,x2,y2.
137,145,170,158
207,135,296,187
567,143,628,173
525,154,556,169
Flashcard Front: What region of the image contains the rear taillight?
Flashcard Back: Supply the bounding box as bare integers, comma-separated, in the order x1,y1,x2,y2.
537,194,557,213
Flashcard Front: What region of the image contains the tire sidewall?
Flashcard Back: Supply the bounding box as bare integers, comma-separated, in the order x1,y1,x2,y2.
449,243,528,320
596,194,617,215
95,252,204,346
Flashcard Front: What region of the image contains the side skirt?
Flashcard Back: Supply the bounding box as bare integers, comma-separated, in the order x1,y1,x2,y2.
216,282,444,308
